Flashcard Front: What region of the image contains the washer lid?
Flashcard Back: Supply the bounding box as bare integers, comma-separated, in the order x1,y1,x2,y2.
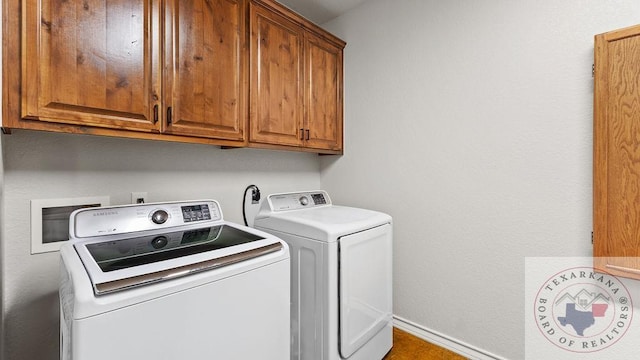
254,205,392,241
73,221,283,296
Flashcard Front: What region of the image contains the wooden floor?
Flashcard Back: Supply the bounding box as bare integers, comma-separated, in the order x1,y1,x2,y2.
383,328,468,360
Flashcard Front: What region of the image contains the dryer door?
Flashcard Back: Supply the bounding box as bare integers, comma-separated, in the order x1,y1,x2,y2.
339,223,392,358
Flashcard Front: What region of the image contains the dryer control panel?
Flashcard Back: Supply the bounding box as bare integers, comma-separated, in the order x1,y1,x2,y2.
266,191,332,211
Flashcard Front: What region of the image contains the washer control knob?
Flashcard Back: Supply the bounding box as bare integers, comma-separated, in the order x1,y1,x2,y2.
299,196,309,206
151,209,169,224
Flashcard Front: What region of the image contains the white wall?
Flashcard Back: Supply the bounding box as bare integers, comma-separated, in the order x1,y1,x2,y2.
0,130,321,360
0,1,4,356
320,0,640,359
0,134,4,358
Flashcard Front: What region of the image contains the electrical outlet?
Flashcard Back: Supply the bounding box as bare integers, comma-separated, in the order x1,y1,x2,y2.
251,187,261,204
131,192,148,204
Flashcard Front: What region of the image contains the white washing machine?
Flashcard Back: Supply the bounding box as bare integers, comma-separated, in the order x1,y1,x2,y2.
254,191,393,360
60,200,290,360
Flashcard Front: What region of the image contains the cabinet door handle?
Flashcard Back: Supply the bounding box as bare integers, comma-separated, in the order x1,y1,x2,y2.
153,104,158,124
305,129,310,140
300,128,304,140
167,107,173,125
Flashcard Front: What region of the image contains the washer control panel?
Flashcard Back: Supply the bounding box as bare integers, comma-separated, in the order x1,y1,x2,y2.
71,200,221,239
268,191,331,211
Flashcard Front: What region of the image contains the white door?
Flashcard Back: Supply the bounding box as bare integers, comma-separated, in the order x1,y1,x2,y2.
339,223,392,358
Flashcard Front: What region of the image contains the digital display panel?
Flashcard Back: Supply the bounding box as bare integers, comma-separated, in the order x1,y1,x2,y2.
311,193,326,205
181,204,211,222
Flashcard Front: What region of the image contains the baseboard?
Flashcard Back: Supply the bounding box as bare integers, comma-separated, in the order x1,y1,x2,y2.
392,316,506,360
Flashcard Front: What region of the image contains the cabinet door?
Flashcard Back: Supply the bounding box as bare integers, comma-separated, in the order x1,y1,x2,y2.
594,25,640,279
305,33,343,151
164,0,246,140
22,0,161,131
249,3,304,147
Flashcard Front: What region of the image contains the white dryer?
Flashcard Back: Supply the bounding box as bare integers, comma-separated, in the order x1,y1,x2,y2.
60,200,290,360
254,191,393,360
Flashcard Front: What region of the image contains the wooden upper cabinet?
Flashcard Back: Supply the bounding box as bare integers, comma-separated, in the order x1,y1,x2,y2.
8,0,344,152
593,24,640,280
19,0,246,142
249,0,345,153
305,32,343,151
249,2,305,147
22,0,161,132
164,0,246,140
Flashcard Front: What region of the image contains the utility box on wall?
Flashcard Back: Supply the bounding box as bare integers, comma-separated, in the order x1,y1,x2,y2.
30,196,109,254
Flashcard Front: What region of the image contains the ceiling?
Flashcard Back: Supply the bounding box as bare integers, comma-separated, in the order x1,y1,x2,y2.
276,0,369,23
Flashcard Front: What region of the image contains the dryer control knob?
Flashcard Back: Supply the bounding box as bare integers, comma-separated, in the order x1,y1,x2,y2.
151,209,169,224
299,196,309,206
